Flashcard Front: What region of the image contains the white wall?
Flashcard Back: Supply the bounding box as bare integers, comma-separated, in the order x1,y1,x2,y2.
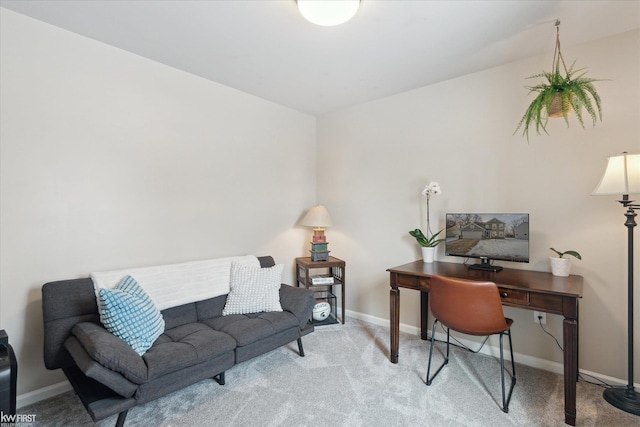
2,6,639,403
0,9,316,396
317,29,640,382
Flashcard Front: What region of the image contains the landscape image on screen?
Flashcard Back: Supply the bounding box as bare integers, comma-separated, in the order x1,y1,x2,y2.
445,213,529,262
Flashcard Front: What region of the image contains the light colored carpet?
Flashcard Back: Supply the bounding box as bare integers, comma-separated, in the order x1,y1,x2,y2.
22,319,638,426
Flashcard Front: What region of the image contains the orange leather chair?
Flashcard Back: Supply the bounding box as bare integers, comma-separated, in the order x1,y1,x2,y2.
425,275,516,412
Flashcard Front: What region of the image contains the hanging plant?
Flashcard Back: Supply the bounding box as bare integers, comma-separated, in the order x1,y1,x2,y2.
515,21,604,140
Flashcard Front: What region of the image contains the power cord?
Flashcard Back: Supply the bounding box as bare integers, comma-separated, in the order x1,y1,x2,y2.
578,371,614,389
537,315,564,351
535,315,614,389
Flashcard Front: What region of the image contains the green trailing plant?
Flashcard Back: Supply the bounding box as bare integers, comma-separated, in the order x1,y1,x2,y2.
515,21,603,141
515,64,603,140
550,248,582,260
409,228,445,248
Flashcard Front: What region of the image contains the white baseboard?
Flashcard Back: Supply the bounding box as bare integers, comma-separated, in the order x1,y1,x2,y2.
18,308,636,407
343,308,639,388
17,380,71,409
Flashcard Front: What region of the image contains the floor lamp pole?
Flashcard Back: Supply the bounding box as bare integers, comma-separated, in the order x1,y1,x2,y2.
603,200,640,415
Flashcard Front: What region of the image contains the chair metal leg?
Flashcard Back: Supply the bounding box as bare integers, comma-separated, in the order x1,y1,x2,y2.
297,338,305,357
500,330,516,413
426,320,449,386
508,329,516,381
445,327,451,361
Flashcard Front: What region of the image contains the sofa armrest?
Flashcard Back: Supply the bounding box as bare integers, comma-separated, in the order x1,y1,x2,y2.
71,322,148,385
279,285,315,329
64,336,138,398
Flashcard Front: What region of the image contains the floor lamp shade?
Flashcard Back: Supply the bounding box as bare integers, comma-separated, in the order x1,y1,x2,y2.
592,153,640,195
593,152,640,416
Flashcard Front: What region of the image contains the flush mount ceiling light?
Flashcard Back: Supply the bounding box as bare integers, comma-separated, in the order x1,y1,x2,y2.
297,0,360,26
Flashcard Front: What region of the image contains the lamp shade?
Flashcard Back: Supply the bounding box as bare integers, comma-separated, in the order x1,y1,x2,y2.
592,153,640,196
300,205,334,228
297,0,360,26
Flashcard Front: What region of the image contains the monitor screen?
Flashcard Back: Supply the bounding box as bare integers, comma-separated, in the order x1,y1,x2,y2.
445,213,529,271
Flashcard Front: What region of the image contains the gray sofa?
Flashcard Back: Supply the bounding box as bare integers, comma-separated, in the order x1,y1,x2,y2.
42,256,315,426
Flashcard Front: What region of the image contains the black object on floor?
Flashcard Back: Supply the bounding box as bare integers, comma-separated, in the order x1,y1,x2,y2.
0,329,17,416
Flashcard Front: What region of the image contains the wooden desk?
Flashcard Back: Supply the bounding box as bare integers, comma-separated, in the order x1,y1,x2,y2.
387,261,583,426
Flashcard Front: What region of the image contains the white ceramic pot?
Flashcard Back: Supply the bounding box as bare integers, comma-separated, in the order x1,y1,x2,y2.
550,257,571,277
422,247,435,263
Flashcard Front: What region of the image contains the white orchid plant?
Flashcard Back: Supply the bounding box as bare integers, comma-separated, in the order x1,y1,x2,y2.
421,181,442,198
409,182,445,247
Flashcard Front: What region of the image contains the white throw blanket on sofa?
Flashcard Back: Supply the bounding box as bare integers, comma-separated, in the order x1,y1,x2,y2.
91,255,260,311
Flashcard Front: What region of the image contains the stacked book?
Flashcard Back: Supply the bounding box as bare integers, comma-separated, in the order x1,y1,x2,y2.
309,241,330,262
310,275,335,285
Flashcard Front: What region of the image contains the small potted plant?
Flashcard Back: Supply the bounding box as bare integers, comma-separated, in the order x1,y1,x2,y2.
409,228,445,263
549,248,582,277
514,21,603,141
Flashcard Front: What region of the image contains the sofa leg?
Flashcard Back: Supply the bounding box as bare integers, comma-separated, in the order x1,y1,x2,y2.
297,338,305,357
115,410,128,427
214,372,225,385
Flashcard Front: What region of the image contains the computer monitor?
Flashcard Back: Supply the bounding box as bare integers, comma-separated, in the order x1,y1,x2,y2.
445,213,529,272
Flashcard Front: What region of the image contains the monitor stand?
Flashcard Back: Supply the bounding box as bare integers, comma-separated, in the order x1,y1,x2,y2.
468,258,503,272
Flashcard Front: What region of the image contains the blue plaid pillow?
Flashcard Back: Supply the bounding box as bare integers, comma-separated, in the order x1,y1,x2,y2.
98,275,165,355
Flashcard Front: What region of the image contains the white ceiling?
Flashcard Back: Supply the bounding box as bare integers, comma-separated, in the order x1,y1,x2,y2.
2,1,639,116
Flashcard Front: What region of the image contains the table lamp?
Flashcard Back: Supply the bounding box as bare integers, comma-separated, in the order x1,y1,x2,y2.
592,152,640,415
300,205,334,261
300,205,334,243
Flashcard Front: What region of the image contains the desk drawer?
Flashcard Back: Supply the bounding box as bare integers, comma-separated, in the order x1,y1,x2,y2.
395,273,430,290
498,288,528,305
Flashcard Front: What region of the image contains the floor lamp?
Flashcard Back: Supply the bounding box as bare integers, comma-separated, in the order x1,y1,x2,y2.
592,152,640,415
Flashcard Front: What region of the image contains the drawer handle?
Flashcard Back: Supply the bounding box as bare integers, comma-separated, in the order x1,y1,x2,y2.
501,292,508,298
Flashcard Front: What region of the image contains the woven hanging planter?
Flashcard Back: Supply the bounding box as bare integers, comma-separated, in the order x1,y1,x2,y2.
548,93,573,118
514,20,603,141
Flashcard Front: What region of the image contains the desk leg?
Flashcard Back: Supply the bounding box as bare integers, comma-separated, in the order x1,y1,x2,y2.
563,318,578,426
390,287,400,363
341,276,346,324
420,291,429,340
